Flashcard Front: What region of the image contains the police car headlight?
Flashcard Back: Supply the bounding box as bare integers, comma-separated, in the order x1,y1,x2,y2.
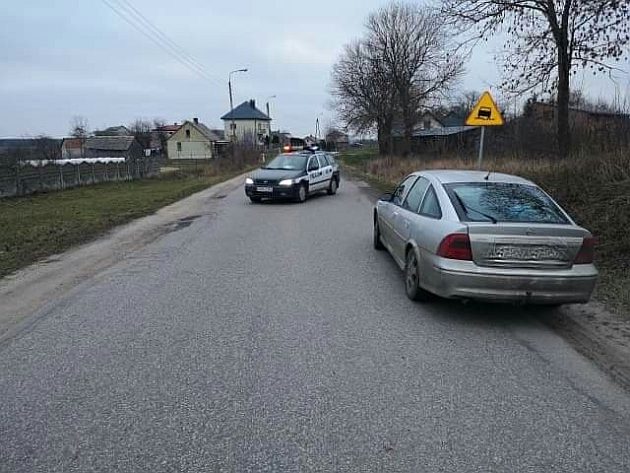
279,179,294,186
245,177,254,185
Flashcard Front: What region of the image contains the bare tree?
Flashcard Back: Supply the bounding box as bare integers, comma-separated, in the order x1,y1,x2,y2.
441,0,630,157
366,3,465,154
128,119,153,150
331,40,397,154
69,116,89,138
34,135,61,161
152,118,169,154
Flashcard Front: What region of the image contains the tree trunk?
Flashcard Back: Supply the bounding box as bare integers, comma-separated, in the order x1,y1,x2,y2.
556,49,571,157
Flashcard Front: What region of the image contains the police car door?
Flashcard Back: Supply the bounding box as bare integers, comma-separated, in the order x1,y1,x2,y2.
307,155,323,190
317,154,333,187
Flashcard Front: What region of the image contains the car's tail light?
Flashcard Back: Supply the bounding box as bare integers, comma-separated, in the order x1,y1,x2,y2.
574,236,596,264
437,233,473,260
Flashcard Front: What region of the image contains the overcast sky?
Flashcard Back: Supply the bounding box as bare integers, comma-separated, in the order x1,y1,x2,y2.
1,0,628,138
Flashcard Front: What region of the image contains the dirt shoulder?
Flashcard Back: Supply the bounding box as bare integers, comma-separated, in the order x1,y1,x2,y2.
0,173,247,343
345,167,630,392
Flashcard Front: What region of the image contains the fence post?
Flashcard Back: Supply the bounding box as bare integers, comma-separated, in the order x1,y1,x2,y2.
59,165,65,189
38,164,44,192
76,164,81,185
116,162,120,180
91,163,96,183
15,164,20,196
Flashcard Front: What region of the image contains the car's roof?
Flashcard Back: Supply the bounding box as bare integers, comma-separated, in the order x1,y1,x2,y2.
417,169,536,186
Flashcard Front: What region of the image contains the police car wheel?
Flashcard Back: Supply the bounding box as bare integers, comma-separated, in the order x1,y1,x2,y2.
327,178,338,195
296,184,307,203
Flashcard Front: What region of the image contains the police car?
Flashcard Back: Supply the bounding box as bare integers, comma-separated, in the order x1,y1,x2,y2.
244,149,340,203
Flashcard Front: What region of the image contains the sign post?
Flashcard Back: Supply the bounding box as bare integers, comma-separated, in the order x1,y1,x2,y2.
465,91,504,169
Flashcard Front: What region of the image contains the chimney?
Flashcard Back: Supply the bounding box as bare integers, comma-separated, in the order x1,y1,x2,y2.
250,99,255,108
193,117,199,124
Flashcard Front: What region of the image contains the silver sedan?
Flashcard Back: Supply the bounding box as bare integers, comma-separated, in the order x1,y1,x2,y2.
373,170,598,305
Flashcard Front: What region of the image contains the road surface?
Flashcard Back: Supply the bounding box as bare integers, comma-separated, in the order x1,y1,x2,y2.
1,178,630,472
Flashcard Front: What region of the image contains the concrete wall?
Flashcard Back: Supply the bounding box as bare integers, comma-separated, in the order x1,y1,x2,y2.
167,123,214,160
0,158,162,198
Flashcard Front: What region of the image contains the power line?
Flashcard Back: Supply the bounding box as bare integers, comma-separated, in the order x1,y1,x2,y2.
100,0,222,86
111,0,222,84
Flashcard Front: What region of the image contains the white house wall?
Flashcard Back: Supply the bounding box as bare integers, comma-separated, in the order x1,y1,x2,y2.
224,119,270,143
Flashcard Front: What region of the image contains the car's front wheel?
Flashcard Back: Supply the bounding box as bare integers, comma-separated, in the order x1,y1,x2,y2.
296,184,307,203
405,249,432,302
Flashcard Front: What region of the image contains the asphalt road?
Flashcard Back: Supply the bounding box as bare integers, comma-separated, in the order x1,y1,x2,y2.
2,178,630,472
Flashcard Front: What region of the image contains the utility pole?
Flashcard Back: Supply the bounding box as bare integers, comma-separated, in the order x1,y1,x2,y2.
228,68,248,143
265,95,276,150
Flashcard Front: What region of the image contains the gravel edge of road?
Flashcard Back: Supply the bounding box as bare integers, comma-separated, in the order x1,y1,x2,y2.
345,170,630,394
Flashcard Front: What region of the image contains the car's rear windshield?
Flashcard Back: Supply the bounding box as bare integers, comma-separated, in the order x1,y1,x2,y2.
263,153,307,170
444,182,569,224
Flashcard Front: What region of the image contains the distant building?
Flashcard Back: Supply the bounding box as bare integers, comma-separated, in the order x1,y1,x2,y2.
325,130,350,150
84,136,143,160
391,110,478,153
221,99,271,145
61,138,85,159
93,125,131,136
166,118,227,160
150,123,182,154
525,101,630,132
419,111,444,130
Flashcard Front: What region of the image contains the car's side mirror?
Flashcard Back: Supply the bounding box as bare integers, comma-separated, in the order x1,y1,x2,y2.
379,192,393,201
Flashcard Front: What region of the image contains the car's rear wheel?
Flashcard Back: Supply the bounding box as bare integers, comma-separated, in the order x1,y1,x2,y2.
296,184,307,203
327,178,338,195
250,196,262,203
405,250,432,302
373,218,384,250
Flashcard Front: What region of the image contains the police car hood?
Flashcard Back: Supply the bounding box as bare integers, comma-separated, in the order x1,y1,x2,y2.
252,168,305,182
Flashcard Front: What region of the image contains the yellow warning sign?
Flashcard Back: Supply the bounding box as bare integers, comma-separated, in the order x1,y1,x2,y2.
465,91,504,126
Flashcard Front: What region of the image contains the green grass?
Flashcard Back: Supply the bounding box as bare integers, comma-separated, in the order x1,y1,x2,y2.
339,148,630,318
0,165,249,278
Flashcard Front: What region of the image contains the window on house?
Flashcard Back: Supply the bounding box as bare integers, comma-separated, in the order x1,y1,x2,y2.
177,142,182,152
185,129,191,138
424,120,432,130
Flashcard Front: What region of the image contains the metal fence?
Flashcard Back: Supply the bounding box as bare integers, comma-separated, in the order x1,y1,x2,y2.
0,157,163,198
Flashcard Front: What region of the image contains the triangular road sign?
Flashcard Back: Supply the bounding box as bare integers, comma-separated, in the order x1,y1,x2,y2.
465,91,504,126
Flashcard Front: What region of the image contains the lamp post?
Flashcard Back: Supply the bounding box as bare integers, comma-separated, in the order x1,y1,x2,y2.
228,68,248,142
265,95,276,148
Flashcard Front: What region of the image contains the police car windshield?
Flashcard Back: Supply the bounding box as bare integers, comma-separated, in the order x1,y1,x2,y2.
263,154,307,170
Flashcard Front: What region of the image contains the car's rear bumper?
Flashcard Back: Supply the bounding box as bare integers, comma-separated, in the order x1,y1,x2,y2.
245,184,299,200
428,260,598,304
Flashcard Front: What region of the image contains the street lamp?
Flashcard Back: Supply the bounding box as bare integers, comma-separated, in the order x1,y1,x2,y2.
265,95,276,148
228,68,248,141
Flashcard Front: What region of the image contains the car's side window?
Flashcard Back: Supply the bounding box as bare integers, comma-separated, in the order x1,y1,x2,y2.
402,177,430,213
318,154,329,167
419,185,442,219
391,176,417,206
308,157,320,171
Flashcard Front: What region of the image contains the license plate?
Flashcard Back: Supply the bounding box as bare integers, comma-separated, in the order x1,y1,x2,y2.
256,186,273,192
490,245,564,261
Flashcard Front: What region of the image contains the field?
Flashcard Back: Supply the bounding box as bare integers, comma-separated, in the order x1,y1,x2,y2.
0,161,252,279
340,147,630,317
